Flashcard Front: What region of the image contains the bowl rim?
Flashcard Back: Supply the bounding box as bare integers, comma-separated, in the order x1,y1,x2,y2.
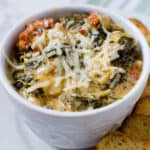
0,4,149,117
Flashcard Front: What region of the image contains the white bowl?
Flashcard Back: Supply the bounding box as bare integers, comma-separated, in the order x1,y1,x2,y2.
0,5,149,149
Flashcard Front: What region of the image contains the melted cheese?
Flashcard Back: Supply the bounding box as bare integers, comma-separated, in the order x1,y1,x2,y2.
27,22,132,94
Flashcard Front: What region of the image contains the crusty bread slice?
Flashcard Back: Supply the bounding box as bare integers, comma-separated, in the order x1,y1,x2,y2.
121,114,150,140
129,18,150,45
96,131,136,150
96,131,150,150
141,77,150,98
135,97,150,116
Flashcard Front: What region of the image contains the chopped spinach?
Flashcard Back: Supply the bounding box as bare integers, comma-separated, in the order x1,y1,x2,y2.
59,13,87,30
13,81,23,90
33,88,44,97
90,100,103,109
111,36,137,69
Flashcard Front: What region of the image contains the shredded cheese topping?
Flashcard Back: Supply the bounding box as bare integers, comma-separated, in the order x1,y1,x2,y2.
30,24,127,91
8,12,142,111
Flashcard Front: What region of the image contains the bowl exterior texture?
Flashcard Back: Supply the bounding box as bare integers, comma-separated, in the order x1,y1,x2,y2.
14,91,143,149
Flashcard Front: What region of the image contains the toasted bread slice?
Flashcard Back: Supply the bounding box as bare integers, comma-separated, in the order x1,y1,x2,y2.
141,77,150,98
121,114,150,140
129,18,150,45
96,131,150,150
135,97,150,116
129,18,149,36
96,131,136,150
134,140,150,150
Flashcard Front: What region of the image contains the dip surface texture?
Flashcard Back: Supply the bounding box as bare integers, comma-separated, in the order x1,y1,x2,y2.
8,12,142,111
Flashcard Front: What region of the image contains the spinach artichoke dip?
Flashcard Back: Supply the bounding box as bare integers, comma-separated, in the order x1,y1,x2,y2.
8,12,142,112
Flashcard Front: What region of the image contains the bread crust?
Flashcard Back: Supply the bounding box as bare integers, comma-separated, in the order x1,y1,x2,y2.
129,18,150,45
